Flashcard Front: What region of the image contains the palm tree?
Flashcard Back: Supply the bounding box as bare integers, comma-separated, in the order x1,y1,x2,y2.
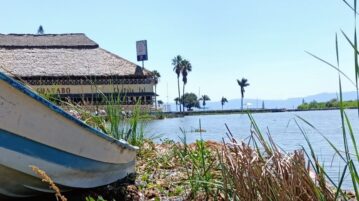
37,25,44,35
221,97,228,110
152,70,161,110
172,55,183,112
262,100,265,109
157,100,164,108
181,59,192,111
199,95,210,110
237,78,250,110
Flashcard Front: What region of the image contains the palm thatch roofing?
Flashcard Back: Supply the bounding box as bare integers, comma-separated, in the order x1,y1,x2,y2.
0,33,99,49
0,33,152,77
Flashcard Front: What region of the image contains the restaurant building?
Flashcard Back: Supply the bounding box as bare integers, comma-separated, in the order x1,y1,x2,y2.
0,33,156,106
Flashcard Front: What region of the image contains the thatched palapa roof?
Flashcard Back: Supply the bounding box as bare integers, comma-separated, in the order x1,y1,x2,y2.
0,33,152,77
0,33,98,49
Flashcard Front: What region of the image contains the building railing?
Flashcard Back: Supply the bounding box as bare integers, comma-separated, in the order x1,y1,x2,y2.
21,77,155,85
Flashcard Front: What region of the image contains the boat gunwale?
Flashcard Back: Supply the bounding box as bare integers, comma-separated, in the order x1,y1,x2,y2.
0,72,138,152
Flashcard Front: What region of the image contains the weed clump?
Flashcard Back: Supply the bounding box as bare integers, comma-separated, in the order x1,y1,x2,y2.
30,165,67,201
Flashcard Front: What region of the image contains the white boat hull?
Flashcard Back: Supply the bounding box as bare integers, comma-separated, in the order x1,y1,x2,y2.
0,72,137,197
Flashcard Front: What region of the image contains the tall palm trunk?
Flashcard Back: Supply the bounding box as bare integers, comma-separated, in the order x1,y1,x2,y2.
177,77,182,112
154,84,157,110
241,95,244,110
182,83,186,112
237,78,249,111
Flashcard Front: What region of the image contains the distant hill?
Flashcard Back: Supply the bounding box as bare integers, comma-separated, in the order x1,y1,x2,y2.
164,91,358,111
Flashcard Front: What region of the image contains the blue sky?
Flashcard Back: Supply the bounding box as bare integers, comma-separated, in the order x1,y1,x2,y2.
1,0,357,102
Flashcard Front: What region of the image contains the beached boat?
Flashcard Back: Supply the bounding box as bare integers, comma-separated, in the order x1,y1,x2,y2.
0,72,137,198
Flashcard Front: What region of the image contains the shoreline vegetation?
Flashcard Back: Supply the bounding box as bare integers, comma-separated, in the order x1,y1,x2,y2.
63,102,358,120
22,96,357,200
156,107,355,117
297,99,359,110
30,42,359,201
22,114,357,201
15,0,359,200
150,107,357,120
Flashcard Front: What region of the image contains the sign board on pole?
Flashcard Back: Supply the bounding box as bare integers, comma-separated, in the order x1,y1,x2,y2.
136,40,148,61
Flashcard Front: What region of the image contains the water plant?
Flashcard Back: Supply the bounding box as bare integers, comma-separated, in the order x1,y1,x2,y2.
212,115,340,201
295,0,359,199
175,130,219,199
125,100,146,146
97,96,148,147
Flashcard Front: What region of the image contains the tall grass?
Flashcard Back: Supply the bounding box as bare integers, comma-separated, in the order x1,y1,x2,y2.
171,116,343,200
217,115,337,201
96,97,147,147
298,0,359,199
175,120,221,199
39,85,149,147
124,100,146,146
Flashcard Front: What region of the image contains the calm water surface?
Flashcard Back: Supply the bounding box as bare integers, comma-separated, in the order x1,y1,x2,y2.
145,109,359,189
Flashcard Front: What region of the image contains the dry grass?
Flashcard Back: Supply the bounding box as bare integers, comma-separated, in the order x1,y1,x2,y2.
30,165,68,201
135,135,339,201
27,136,352,201
219,138,334,201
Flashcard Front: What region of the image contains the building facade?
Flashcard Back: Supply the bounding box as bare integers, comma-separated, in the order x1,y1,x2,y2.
0,33,156,106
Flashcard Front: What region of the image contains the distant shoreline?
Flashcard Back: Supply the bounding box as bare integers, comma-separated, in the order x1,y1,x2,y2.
156,107,357,118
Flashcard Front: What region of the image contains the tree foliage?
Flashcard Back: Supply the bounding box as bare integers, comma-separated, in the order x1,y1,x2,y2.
237,78,250,110
180,93,200,110
172,55,193,112
237,78,250,98
221,97,228,110
172,55,183,112
157,100,164,105
172,55,183,78
297,99,358,110
181,59,192,85
152,70,161,85
199,95,210,108
152,70,161,109
37,25,44,35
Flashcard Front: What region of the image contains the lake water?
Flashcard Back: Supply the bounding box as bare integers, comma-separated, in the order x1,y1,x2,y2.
145,109,359,189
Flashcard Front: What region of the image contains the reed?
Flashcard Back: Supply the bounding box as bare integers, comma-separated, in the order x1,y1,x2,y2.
33,76,151,147
174,124,221,199
52,90,148,147
92,97,148,147
301,1,359,199
85,196,106,201
123,100,146,146
215,116,337,201
166,117,344,200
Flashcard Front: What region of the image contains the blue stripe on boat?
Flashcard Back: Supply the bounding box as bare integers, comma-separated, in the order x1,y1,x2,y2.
0,72,137,151
0,128,133,171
